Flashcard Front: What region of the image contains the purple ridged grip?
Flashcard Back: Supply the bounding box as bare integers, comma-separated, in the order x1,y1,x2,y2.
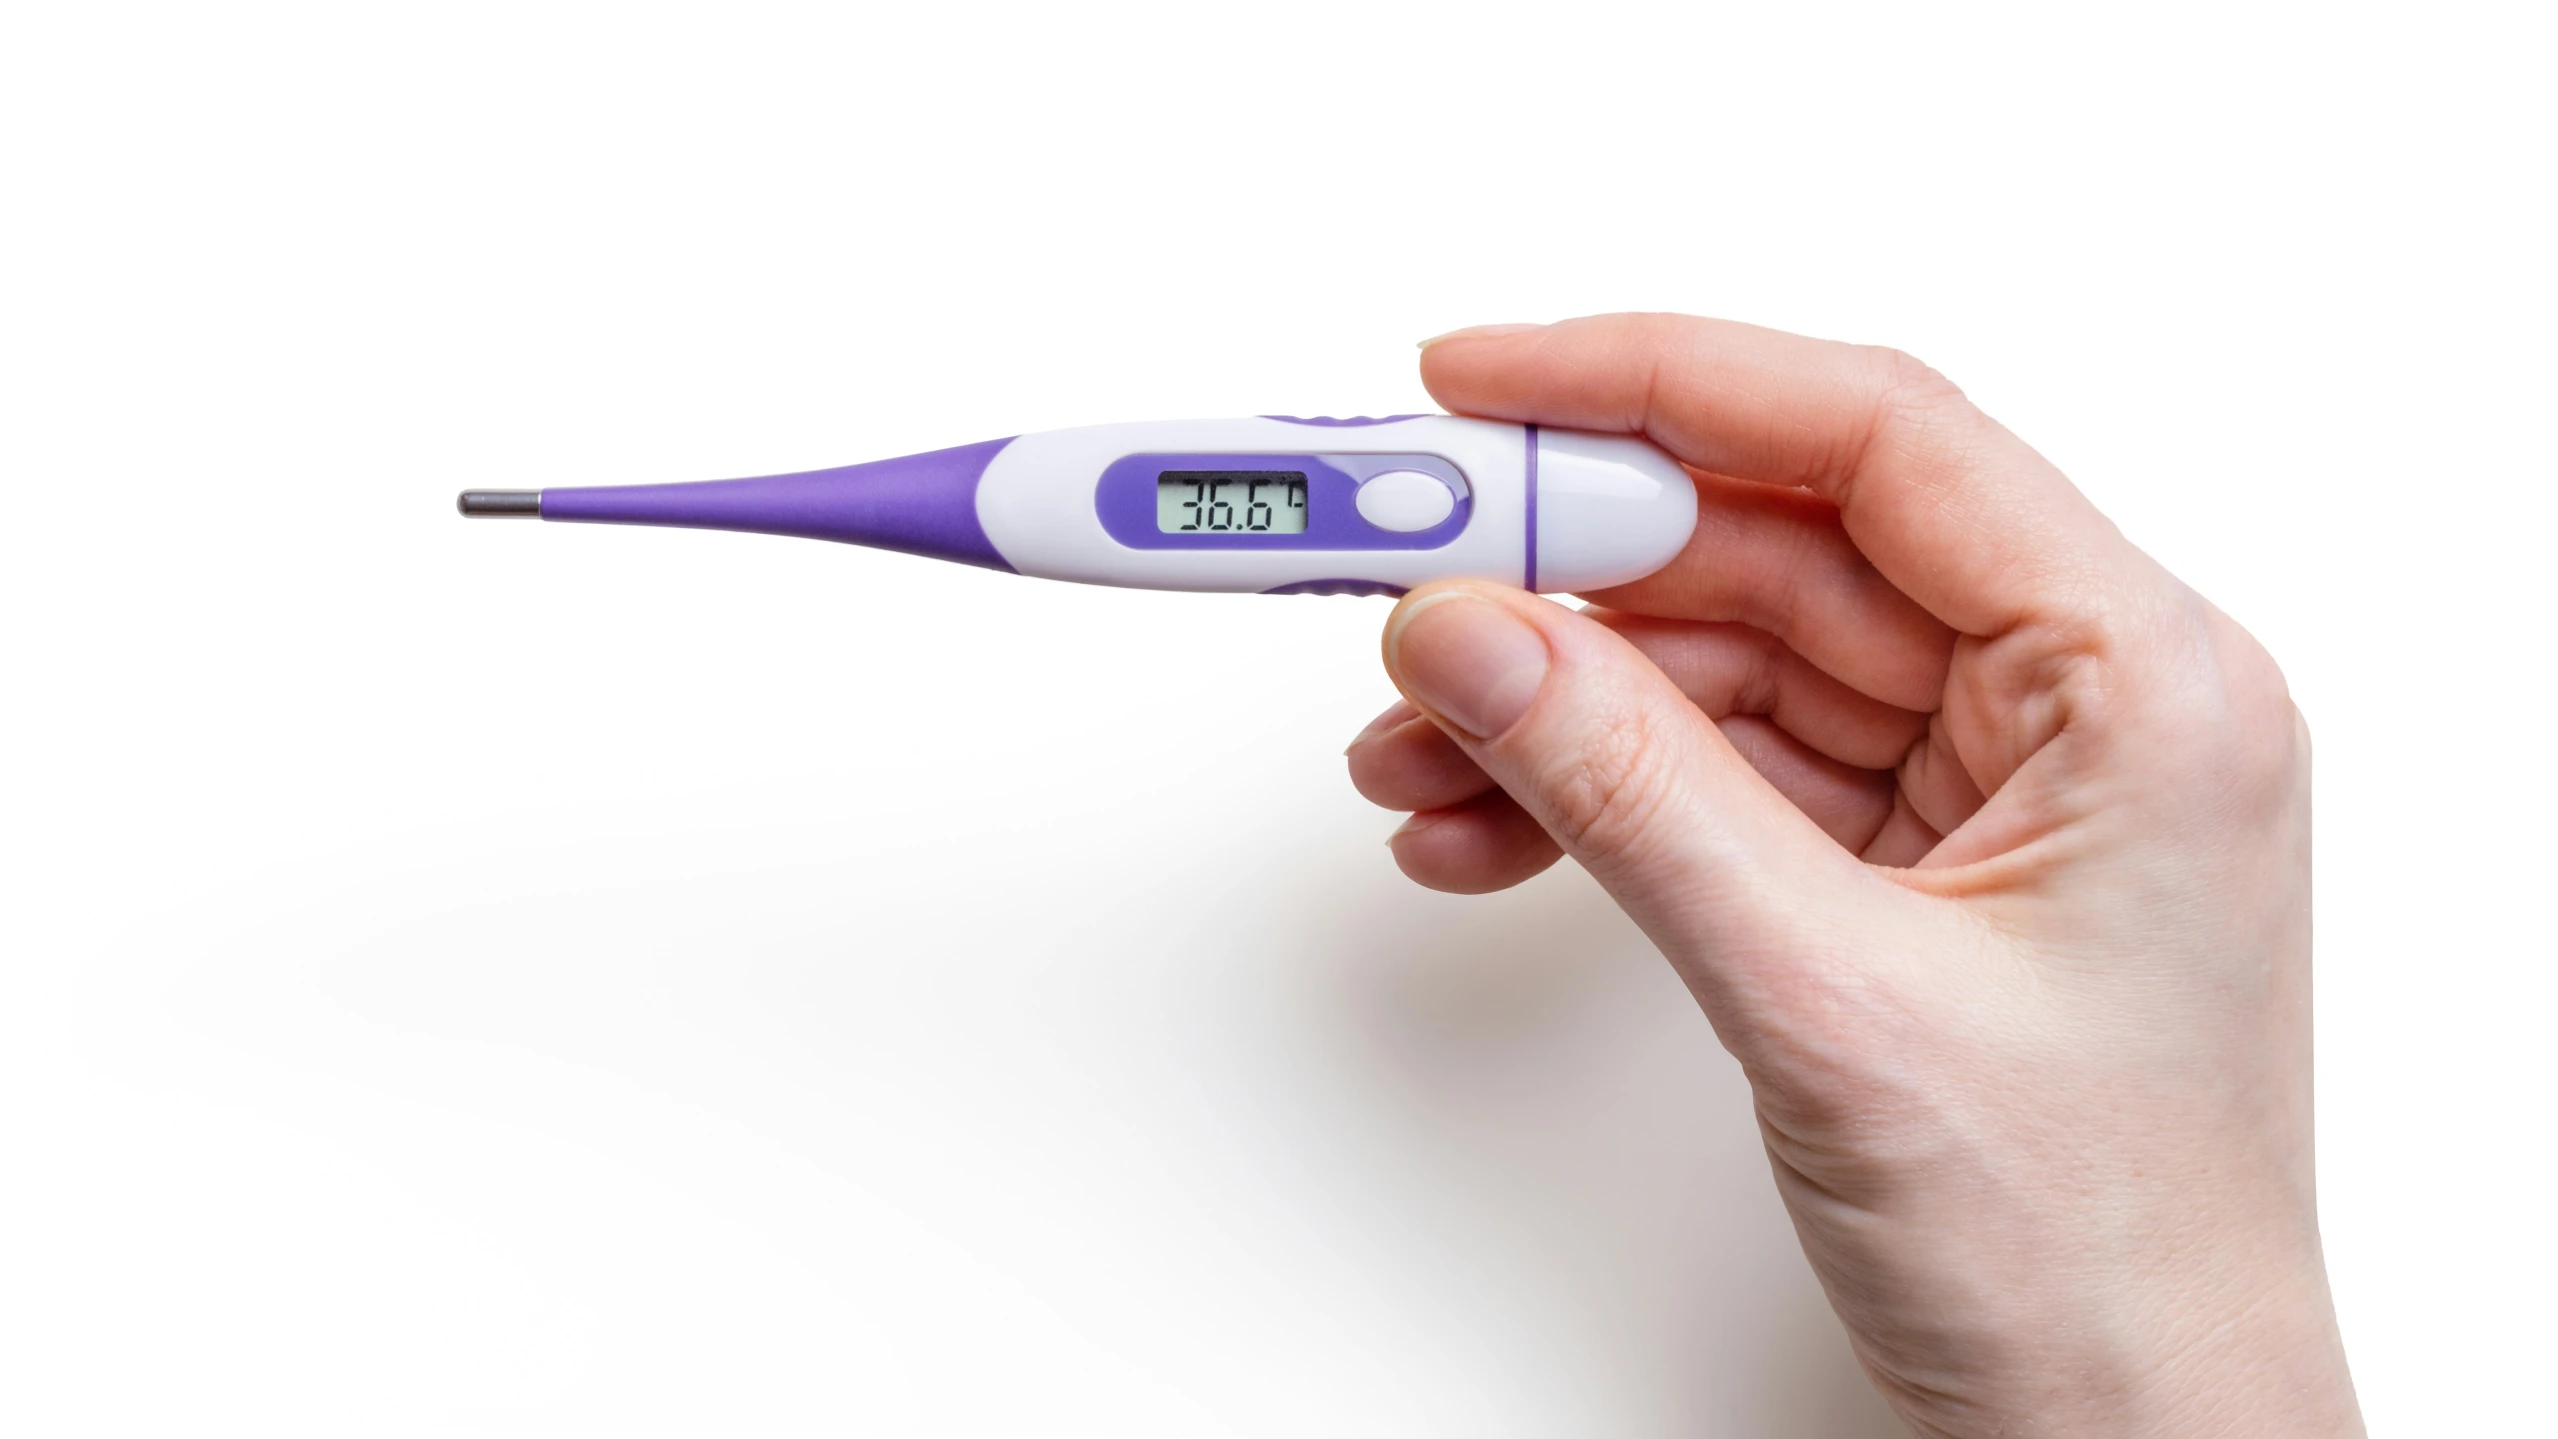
1259,414,1428,427
1261,579,1408,597
538,437,1017,571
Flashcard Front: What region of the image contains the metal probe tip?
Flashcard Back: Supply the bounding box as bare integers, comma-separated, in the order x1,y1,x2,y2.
458,490,541,518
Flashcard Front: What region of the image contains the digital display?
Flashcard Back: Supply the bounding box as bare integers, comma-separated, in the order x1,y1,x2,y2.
1157,471,1308,533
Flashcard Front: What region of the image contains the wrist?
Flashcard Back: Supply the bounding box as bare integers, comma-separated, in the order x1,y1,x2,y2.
1811,1171,2363,1438
2128,1262,2362,1439
2011,1237,2362,1439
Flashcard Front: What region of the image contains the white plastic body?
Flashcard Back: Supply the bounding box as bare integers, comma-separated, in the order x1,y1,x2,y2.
974,416,1695,593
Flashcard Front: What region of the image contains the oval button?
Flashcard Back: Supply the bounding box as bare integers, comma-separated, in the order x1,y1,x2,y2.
1353,470,1456,532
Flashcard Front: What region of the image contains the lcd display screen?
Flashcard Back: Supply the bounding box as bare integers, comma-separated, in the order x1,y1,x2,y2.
1157,471,1309,533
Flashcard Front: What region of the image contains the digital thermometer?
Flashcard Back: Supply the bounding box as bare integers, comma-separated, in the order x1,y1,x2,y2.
458,415,1696,596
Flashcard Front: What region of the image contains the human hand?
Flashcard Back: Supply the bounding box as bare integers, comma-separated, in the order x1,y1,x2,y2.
1345,316,2361,1436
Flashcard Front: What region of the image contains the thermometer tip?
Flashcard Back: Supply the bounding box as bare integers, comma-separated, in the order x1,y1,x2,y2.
458,490,541,518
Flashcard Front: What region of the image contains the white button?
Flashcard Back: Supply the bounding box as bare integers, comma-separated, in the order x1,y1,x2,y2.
1354,470,1457,532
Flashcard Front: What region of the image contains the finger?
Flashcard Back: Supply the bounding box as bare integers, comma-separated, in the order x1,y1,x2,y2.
1385,790,1563,894
1860,791,1945,868
1350,701,1901,842
1896,710,1991,839
1587,611,1931,771
1421,315,2153,641
1350,698,1419,743
1348,705,1500,813
1383,581,1868,961
1348,619,1931,813
1584,469,1954,713
1715,715,1895,852
1350,699,1913,864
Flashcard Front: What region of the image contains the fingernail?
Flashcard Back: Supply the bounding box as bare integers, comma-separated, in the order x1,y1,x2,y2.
1345,699,1418,753
1385,593,1549,740
1417,322,1545,350
1389,811,1445,844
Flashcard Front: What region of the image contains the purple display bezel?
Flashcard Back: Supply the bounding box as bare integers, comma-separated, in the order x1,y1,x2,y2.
1095,452,1470,551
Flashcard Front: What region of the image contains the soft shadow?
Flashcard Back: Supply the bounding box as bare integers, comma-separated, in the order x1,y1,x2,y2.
1290,855,1907,1438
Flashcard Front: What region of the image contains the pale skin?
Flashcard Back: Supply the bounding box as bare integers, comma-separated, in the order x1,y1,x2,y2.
1346,316,2362,1437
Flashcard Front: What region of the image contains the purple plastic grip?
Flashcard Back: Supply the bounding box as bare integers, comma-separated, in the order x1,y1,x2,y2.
1261,579,1408,597
538,437,1018,571
1259,414,1428,427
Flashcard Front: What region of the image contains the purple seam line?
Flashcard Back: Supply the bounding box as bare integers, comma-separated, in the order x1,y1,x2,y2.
1523,424,1540,591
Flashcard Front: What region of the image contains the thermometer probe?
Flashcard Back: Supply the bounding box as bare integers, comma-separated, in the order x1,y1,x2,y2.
458,415,1696,596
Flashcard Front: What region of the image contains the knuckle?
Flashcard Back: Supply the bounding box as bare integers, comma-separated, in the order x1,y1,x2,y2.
2202,611,2309,795
1737,502,1836,640
1842,345,1992,502
1864,344,1971,419
2108,595,2307,807
1534,704,1676,861
1737,625,1788,716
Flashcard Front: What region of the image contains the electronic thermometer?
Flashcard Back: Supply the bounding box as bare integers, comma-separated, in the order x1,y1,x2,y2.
457,415,1696,596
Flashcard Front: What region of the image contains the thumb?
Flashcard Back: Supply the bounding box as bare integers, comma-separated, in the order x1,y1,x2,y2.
1383,581,1856,953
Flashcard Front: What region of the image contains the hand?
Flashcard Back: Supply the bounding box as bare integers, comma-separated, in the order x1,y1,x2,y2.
1345,316,2362,1436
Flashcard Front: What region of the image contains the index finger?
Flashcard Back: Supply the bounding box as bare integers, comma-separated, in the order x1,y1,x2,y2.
1420,314,2153,641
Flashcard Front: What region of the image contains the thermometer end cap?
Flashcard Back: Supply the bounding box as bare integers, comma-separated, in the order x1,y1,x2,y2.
458,490,542,518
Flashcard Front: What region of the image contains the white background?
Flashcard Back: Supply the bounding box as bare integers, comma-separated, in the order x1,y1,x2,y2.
2,3,2549,1434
